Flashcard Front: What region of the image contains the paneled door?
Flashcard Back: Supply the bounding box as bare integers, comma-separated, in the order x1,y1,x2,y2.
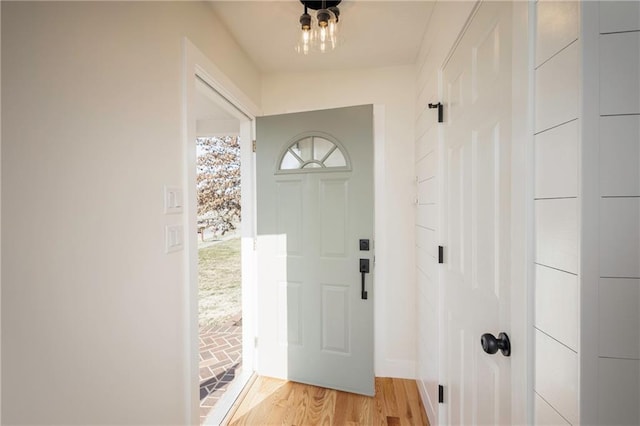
256,105,374,396
441,2,513,424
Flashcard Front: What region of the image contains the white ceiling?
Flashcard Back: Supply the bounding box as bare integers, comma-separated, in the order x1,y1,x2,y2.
210,1,435,73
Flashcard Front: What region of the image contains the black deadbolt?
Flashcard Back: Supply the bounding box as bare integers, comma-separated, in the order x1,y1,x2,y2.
481,332,511,357
359,239,370,251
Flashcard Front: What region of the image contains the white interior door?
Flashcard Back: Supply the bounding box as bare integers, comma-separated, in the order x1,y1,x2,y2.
441,2,512,424
256,105,375,396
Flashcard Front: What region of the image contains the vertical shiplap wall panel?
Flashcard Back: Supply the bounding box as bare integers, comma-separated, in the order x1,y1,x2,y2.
600,32,640,115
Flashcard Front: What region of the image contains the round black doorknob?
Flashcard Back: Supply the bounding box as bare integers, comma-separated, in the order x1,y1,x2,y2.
481,332,511,357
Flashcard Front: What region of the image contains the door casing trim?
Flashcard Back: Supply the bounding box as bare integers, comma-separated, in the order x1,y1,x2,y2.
182,37,261,425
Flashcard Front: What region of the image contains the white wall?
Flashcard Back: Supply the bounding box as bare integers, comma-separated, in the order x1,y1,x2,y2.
0,3,3,420
261,66,417,378
532,1,581,424
412,2,478,423
582,2,640,425
1,2,260,424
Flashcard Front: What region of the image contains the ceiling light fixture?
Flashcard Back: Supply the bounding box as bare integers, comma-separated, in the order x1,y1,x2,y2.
295,0,342,55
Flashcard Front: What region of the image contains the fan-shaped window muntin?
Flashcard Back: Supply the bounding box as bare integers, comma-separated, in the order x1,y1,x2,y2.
277,133,350,173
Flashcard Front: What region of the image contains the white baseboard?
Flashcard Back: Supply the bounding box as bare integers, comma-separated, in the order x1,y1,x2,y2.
374,358,416,379
417,377,437,426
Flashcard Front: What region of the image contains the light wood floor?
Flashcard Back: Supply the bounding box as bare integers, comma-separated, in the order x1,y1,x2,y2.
224,376,429,425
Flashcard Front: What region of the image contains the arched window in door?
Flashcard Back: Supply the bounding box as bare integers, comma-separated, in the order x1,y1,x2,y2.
277,132,351,173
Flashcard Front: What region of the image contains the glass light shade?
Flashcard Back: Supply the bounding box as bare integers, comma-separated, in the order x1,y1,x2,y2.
294,13,317,55
316,8,338,53
294,6,341,55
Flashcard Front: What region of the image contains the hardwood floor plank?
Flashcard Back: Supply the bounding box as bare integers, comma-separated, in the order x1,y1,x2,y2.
263,381,293,424
291,382,312,425
381,377,400,418
332,388,351,425
403,379,429,425
392,379,413,426
225,376,429,426
315,386,337,425
372,378,388,426
278,382,299,425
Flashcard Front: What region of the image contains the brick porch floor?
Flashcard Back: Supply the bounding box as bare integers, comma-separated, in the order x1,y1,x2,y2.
199,315,242,424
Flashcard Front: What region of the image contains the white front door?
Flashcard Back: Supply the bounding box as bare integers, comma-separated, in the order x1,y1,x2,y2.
441,2,513,424
256,105,375,396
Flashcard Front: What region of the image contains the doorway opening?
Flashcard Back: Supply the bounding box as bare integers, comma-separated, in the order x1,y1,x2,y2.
196,134,242,422
187,65,257,424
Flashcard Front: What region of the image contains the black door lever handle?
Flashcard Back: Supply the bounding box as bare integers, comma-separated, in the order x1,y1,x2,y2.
360,259,370,300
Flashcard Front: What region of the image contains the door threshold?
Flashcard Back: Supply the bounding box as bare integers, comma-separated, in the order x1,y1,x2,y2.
203,370,255,426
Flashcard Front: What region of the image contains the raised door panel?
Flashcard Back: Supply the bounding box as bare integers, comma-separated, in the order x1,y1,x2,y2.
276,180,303,256
319,178,348,258
321,285,350,354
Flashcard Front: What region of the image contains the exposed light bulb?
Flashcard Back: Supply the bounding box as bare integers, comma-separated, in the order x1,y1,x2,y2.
295,2,342,55
296,9,315,55
319,26,327,43
297,28,312,55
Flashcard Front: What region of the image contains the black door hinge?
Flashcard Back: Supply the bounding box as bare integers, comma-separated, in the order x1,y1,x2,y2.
428,102,444,123
438,246,444,264
438,384,444,403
